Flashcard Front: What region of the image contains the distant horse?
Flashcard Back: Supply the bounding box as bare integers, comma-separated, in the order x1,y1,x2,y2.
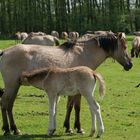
22,34,60,46
0,33,132,135
61,32,68,40
51,31,59,38
69,32,79,41
131,36,140,57
20,66,105,137
15,32,28,43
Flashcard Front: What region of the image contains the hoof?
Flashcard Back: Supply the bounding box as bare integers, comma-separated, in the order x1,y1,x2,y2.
65,128,74,134
97,129,104,138
48,129,56,136
77,128,85,134
89,129,95,137
13,129,22,135
3,131,11,136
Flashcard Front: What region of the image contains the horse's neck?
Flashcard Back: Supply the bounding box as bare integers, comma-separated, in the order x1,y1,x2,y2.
80,45,108,69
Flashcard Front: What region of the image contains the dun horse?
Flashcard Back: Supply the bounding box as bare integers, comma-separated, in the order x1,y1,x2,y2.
131,36,140,57
20,66,105,137
0,33,132,135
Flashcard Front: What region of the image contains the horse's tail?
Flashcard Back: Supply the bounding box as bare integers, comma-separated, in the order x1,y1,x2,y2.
93,72,105,98
0,50,3,56
0,87,4,97
0,50,4,97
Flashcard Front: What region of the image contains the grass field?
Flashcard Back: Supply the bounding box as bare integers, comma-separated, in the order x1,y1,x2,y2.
0,36,140,140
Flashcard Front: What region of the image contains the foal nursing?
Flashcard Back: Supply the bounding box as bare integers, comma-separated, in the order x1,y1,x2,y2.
20,66,105,137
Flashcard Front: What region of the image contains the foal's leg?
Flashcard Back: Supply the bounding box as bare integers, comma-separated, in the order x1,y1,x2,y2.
53,96,60,130
73,94,85,134
92,99,104,137
85,96,104,137
48,94,57,136
63,96,74,133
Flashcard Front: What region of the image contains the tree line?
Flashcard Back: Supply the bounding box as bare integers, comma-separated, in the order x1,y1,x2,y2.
0,0,140,38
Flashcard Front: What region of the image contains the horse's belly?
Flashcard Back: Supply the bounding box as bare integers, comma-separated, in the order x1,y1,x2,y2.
59,86,78,96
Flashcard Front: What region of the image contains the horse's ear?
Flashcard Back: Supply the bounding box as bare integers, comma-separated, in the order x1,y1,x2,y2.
112,32,118,39
119,33,122,38
117,32,125,39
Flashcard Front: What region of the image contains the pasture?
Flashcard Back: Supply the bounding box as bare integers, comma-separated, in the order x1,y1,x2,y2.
0,36,140,140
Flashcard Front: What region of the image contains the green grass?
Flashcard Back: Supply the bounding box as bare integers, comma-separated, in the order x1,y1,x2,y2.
0,37,140,140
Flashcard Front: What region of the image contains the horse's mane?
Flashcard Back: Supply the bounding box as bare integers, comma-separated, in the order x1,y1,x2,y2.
77,33,118,52
96,34,117,52
59,33,118,53
59,41,76,50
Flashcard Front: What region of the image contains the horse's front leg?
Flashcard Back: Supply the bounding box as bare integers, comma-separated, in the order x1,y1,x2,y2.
6,84,21,135
1,94,10,135
73,94,85,134
1,84,21,135
63,96,74,133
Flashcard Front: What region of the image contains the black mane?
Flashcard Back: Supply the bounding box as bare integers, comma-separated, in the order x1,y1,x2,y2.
59,41,76,49
96,35,117,52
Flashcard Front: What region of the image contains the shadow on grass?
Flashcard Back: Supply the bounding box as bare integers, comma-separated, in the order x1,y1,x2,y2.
0,133,90,140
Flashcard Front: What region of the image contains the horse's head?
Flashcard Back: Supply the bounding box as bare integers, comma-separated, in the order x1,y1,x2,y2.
112,33,132,71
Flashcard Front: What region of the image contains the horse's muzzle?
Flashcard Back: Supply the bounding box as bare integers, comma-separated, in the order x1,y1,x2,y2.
124,62,133,71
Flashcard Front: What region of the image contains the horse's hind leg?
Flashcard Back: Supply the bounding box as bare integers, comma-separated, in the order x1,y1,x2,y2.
85,95,104,137
63,96,74,133
1,82,21,135
73,94,85,134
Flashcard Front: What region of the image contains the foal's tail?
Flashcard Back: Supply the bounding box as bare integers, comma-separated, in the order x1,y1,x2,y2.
93,72,105,98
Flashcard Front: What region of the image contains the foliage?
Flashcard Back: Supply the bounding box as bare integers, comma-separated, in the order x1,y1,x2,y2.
0,0,140,38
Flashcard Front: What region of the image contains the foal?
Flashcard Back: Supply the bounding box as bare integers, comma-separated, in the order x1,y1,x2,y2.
20,66,105,137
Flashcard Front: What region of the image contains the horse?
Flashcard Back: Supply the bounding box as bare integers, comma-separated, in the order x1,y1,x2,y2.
131,36,140,58
61,32,68,40
22,34,60,46
51,31,59,38
15,32,28,43
20,66,105,137
0,32,132,135
68,32,79,41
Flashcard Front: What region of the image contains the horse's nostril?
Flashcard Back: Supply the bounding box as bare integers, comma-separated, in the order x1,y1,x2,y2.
124,62,133,71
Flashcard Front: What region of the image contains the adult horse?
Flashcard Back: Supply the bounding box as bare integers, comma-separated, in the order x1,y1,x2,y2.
131,36,140,57
0,33,132,135
22,34,60,46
